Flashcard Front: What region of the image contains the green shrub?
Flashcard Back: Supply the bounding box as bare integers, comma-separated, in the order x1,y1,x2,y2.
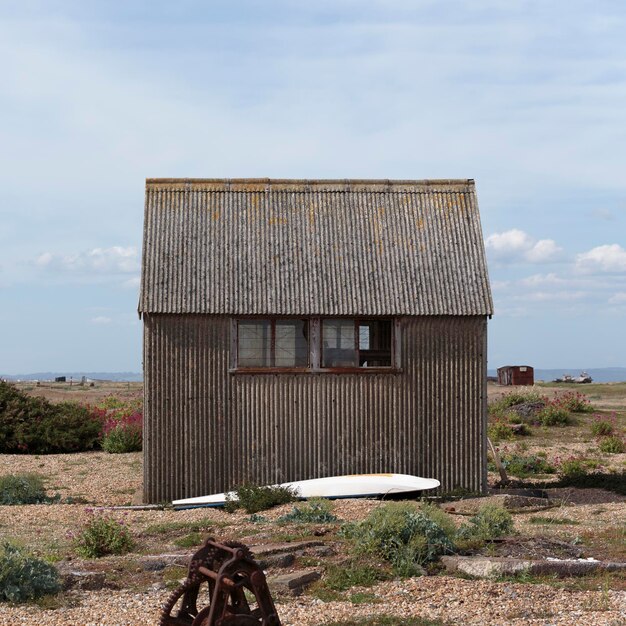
0,543,61,603
591,420,614,437
0,382,102,454
173,532,203,548
224,483,298,514
322,561,390,591
490,450,555,478
456,503,514,541
537,403,571,426
598,436,625,454
95,396,142,413
416,502,458,539
558,458,590,479
75,511,134,558
558,391,593,413
491,390,544,410
278,498,338,523
343,502,455,576
487,420,515,442
101,419,142,453
0,474,57,505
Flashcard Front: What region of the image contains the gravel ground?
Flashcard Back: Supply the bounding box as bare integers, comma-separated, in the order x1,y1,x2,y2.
1,450,625,625
0,451,143,506
0,576,624,625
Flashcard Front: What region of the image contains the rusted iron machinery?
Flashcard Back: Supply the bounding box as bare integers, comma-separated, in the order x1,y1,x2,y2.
160,538,281,626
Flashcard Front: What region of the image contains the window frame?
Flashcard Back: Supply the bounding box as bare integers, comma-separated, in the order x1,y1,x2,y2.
233,317,310,373
319,318,396,372
231,317,401,374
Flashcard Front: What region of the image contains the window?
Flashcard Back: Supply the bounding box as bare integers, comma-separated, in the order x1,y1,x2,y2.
237,319,309,369
322,319,392,368
234,317,397,372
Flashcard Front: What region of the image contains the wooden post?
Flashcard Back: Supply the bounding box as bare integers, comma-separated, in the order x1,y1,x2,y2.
487,437,509,484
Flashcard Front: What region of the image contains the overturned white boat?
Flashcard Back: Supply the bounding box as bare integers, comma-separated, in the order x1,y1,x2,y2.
172,473,440,510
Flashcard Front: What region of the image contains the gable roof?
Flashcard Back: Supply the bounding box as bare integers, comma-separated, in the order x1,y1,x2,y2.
139,178,493,316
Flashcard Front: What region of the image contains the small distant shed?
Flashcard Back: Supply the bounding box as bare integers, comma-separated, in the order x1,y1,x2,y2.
497,365,534,386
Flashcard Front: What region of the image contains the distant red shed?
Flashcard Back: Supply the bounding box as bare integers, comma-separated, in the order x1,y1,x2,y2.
497,365,534,386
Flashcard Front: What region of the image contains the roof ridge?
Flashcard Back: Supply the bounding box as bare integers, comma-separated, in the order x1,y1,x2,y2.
146,178,475,188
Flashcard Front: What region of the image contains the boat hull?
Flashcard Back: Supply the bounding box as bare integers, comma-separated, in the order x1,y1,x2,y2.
172,473,440,510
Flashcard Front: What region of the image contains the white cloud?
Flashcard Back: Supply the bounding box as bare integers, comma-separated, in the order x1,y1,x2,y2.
34,252,54,267
525,239,562,263
35,246,140,274
486,229,532,255
91,316,112,325
608,292,626,304
486,229,562,264
519,273,566,288
575,244,626,274
522,290,587,302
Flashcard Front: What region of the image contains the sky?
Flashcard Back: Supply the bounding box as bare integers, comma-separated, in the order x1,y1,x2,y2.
1,0,625,374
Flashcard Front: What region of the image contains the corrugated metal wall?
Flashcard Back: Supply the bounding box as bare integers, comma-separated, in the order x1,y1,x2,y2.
143,314,487,503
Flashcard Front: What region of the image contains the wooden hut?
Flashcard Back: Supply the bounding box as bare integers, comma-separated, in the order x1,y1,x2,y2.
497,365,534,386
138,179,493,503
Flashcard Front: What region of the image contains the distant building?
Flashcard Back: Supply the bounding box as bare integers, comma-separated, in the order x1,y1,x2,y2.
139,178,493,503
497,365,534,386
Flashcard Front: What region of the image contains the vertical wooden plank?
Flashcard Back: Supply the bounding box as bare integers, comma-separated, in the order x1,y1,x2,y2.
229,318,237,370
310,318,320,370
394,317,402,369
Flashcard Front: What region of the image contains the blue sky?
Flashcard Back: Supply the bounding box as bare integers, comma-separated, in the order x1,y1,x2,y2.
1,0,625,373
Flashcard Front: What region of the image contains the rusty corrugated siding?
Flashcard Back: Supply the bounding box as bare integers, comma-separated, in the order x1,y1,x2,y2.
139,179,493,317
143,314,487,503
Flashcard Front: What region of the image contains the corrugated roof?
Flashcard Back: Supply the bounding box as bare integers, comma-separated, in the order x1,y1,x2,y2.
139,178,493,316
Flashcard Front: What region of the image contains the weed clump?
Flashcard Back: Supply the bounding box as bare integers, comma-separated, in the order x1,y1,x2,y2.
173,532,203,548
558,457,592,479
489,447,555,478
487,419,516,442
537,403,571,426
322,561,391,591
342,502,455,576
558,391,593,413
75,510,134,558
488,417,531,442
456,503,514,541
101,412,143,453
278,498,338,524
591,417,615,437
598,435,625,454
0,543,61,603
490,389,544,412
224,483,298,514
0,474,57,505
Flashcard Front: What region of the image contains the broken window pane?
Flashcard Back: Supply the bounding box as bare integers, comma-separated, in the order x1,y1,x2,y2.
275,320,309,367
358,320,392,367
322,319,357,367
321,319,392,368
